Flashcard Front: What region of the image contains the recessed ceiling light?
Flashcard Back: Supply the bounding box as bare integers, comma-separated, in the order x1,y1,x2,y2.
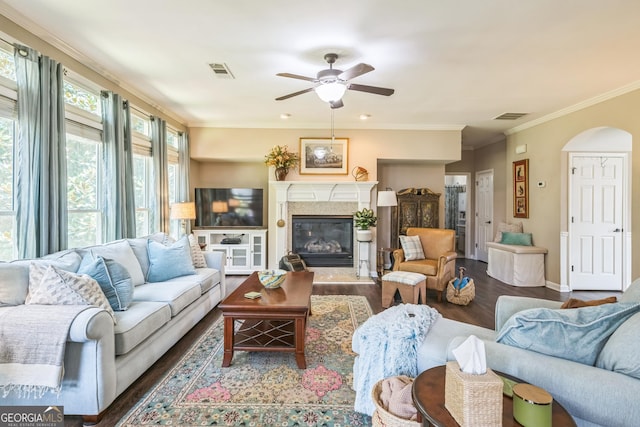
360,114,371,120
280,113,291,119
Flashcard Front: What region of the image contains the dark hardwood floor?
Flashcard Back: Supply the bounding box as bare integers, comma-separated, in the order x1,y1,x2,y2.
67,259,620,426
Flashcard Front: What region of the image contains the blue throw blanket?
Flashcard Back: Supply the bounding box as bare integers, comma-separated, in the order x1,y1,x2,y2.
352,304,441,415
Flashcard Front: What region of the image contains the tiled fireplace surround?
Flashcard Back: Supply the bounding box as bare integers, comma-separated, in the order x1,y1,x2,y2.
270,181,378,278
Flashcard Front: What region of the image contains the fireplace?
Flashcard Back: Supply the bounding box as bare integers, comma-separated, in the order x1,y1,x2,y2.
291,215,354,267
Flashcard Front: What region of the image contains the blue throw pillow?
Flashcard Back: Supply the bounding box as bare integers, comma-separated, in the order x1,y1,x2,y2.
78,254,134,311
496,302,640,365
500,232,533,246
146,235,195,282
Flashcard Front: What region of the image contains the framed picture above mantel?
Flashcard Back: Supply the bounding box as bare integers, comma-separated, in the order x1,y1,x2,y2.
299,137,348,175
513,158,529,218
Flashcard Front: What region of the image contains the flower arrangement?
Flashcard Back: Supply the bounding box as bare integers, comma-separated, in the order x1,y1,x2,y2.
264,145,300,170
354,208,377,230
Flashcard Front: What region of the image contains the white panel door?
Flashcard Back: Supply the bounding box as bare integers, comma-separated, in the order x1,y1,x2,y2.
475,170,493,263
569,155,624,290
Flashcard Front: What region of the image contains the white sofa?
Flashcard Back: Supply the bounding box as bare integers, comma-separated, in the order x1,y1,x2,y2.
0,234,225,423
486,241,548,286
416,281,640,427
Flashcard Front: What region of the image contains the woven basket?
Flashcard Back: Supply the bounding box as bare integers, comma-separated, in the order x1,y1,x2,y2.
446,278,475,305
371,376,421,427
444,361,503,427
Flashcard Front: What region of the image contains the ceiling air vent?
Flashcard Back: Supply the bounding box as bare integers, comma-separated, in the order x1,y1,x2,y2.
494,112,528,120
208,63,235,79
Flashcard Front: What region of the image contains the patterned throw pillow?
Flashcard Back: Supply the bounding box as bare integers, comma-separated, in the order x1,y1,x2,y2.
77,254,134,311
399,235,426,261
188,234,207,268
26,263,116,323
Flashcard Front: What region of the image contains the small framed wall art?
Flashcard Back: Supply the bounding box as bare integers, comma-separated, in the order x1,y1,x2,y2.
299,137,349,175
513,158,529,218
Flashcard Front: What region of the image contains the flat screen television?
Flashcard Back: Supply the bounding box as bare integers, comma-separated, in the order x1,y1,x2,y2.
195,188,264,228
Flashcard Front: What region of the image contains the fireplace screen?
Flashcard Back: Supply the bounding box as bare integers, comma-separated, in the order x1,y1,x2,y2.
291,215,354,267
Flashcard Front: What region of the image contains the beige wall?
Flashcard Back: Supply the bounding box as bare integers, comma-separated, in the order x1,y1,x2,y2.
190,160,269,226
377,161,446,248
506,88,640,284
189,127,461,183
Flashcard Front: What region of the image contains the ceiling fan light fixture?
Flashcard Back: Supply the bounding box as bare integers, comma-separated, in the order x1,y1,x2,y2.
315,82,347,103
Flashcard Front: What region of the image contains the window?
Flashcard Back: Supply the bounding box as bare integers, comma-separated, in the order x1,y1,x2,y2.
133,154,152,237
66,132,102,248
64,74,103,248
0,43,17,260
0,116,15,260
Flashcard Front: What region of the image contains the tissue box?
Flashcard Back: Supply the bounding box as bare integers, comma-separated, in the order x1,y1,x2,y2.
444,361,503,427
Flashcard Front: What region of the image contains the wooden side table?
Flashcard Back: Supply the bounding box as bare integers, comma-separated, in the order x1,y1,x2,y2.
412,365,576,427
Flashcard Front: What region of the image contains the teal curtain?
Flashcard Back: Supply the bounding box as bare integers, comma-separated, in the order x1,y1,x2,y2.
176,131,191,233
101,91,136,240
14,44,67,258
150,116,169,233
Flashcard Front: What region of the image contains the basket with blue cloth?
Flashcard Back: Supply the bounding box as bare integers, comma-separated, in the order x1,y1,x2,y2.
446,266,475,305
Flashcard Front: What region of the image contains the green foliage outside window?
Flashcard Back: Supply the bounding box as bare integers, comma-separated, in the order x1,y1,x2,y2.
63,81,100,116
0,49,15,81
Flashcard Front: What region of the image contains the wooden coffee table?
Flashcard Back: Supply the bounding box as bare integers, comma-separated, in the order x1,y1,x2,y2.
219,270,314,369
412,365,576,427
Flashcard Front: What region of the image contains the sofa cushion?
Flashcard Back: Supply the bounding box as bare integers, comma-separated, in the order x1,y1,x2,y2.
194,267,219,294
620,278,640,303
113,301,171,355
496,302,640,365
133,279,202,317
0,263,29,306
595,311,640,379
399,235,425,261
500,232,533,246
146,236,195,282
25,263,116,323
2,252,84,306
494,221,523,242
78,254,134,311
78,240,145,286
127,237,151,280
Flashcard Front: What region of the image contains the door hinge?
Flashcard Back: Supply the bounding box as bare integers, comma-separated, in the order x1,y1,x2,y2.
571,167,576,175
571,216,574,223
571,265,574,272
475,243,478,248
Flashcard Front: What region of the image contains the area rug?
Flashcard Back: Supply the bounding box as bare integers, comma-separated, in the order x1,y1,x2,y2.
117,295,373,426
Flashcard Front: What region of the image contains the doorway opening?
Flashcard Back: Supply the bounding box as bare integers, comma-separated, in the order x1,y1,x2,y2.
445,175,468,257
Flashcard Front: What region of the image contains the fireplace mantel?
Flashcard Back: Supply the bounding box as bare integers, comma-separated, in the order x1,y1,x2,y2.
269,180,378,277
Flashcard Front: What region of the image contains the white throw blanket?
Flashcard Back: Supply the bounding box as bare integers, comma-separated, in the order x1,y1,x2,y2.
352,304,441,415
0,304,89,398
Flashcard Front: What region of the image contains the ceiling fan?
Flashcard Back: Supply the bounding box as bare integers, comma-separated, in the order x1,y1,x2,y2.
275,53,395,109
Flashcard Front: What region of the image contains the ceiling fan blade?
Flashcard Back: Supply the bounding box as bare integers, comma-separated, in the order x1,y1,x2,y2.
276,72,317,82
347,83,395,96
338,63,374,81
330,99,344,109
275,87,316,101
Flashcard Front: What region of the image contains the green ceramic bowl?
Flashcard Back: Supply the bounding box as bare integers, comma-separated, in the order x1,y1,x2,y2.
258,269,287,289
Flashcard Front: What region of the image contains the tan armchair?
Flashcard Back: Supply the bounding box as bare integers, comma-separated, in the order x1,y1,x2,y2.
392,227,457,302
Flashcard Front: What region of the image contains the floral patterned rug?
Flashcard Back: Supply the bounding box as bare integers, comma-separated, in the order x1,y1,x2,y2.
117,295,373,426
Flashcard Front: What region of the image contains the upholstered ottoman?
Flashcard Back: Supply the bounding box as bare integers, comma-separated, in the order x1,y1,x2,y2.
381,271,427,308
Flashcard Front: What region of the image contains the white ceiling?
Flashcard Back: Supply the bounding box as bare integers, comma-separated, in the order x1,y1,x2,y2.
2,0,640,148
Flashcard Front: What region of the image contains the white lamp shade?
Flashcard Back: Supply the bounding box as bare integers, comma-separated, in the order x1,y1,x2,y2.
170,202,196,220
315,82,347,102
377,190,397,207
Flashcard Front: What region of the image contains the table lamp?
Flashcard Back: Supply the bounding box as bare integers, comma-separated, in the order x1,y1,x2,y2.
170,201,196,237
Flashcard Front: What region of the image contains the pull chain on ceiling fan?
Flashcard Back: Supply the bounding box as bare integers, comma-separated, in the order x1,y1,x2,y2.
276,53,395,109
